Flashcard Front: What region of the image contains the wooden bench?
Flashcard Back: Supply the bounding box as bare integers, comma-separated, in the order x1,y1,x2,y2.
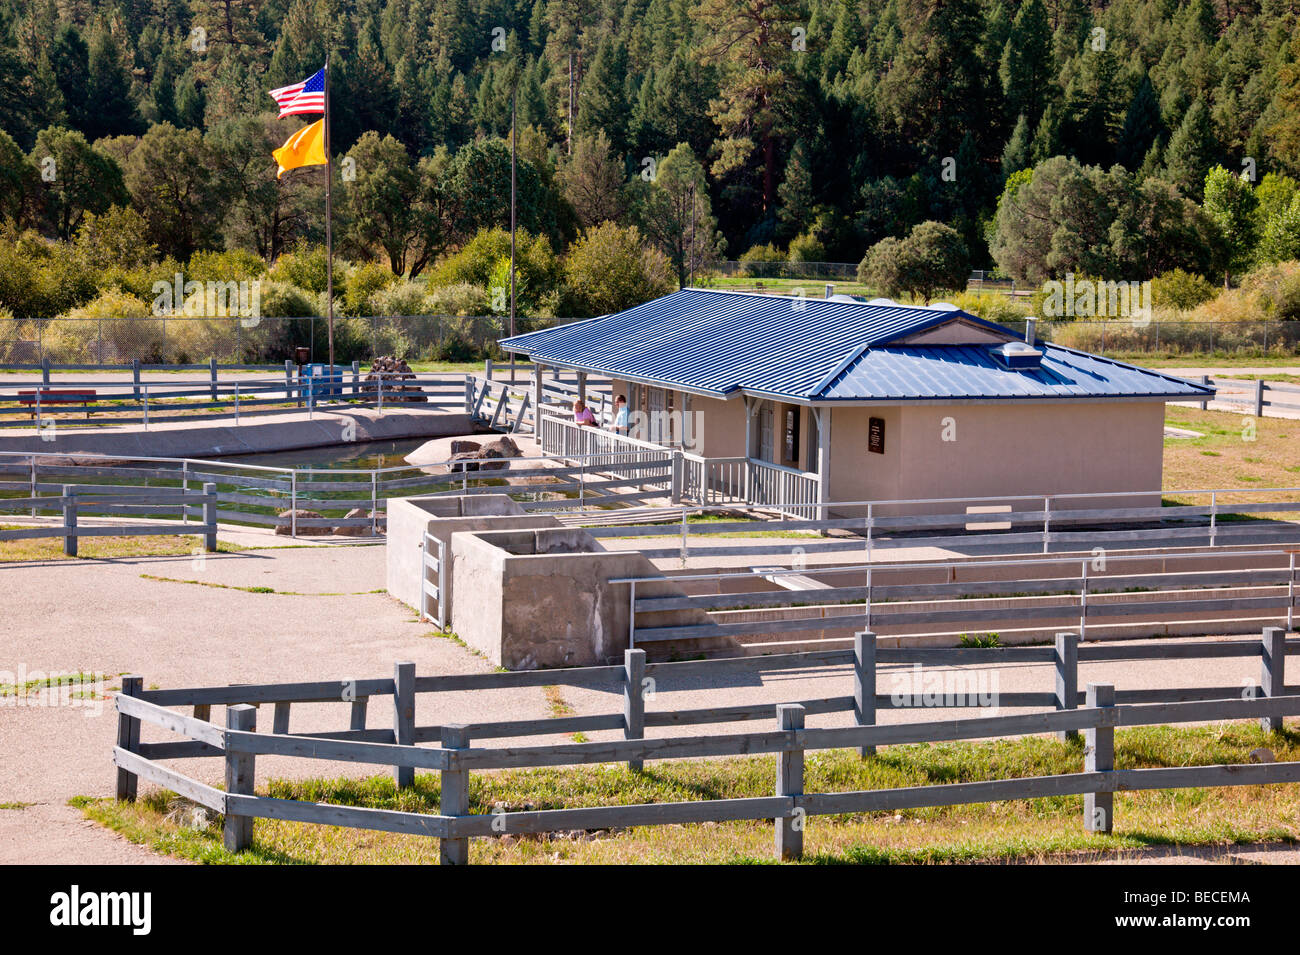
17,389,99,418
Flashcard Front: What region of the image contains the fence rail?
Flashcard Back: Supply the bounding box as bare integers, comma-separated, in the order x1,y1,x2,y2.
0,483,217,555
0,365,464,430
110,627,1297,863
1194,376,1300,417
616,549,1298,651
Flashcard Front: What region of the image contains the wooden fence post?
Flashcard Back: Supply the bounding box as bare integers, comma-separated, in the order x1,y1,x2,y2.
1055,632,1079,742
393,661,415,788
1255,379,1266,417
115,675,143,801
624,649,646,771
775,703,806,861
209,357,218,401
1200,375,1210,410
131,358,141,401
440,724,470,865
853,631,876,757
351,359,360,397
62,484,76,557
203,482,217,552
1083,682,1115,834
223,704,257,852
1260,626,1286,733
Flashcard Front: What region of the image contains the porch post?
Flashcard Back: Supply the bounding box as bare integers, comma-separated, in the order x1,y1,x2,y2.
814,406,832,520
533,361,544,435
577,371,587,405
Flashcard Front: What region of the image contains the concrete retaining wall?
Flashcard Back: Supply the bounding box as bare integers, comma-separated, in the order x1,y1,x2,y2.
385,494,559,613
451,527,725,669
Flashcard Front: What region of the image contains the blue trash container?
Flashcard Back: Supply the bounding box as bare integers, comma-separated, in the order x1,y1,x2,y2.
302,364,343,399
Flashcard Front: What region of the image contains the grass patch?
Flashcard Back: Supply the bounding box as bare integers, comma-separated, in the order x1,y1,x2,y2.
137,573,384,596
0,801,34,810
1163,407,1299,495
79,722,1300,865
0,670,114,697
0,528,246,562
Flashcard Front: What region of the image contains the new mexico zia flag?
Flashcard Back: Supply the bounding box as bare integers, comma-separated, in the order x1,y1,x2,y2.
272,120,326,179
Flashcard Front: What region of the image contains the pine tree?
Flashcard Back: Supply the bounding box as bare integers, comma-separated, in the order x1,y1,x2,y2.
83,24,143,141
575,35,631,158
694,0,806,215
1001,114,1032,179
1163,96,1217,200
1117,72,1163,171
999,0,1052,127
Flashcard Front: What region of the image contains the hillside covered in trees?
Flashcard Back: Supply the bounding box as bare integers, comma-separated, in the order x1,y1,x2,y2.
4,0,1300,325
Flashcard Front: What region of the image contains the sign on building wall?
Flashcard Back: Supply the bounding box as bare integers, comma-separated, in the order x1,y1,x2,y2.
868,416,885,454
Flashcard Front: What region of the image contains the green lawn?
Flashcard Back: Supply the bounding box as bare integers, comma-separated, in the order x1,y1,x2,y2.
79,722,1299,865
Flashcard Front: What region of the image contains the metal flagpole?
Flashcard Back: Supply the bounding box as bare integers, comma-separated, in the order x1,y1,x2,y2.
510,83,517,384
324,55,335,369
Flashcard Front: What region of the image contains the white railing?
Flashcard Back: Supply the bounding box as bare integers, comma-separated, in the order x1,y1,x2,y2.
538,413,670,472
680,453,748,506
747,458,822,519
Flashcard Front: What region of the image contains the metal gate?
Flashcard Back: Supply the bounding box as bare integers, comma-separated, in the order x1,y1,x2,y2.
421,531,447,628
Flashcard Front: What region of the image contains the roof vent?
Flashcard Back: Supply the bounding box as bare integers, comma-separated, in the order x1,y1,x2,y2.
990,340,1043,370
866,297,897,306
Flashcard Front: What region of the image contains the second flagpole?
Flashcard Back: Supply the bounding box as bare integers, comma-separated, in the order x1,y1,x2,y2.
323,55,334,369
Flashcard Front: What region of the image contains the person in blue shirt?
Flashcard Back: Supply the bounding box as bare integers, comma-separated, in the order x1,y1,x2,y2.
612,395,629,435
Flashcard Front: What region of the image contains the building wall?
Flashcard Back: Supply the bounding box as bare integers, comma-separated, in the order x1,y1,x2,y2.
823,400,1166,512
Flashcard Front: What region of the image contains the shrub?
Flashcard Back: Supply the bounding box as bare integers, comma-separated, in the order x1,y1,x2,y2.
371,279,432,316
267,246,336,295
423,282,488,316
45,289,159,362
185,249,266,284
786,230,826,263
1242,260,1300,321
343,261,396,315
258,281,319,318
1151,269,1218,310
738,242,785,278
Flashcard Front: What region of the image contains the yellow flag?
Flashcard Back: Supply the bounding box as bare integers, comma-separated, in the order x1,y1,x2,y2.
272,120,326,179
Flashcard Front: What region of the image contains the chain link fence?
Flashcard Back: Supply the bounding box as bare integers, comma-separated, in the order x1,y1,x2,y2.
1,313,1297,366
0,315,579,366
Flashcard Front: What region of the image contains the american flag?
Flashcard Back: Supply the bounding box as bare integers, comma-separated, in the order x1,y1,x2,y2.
269,68,326,117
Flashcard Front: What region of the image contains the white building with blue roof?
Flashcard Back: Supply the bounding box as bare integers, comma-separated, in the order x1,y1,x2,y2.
500,288,1214,512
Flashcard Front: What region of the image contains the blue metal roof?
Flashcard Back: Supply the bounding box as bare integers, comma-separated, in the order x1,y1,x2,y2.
500,288,1212,403
818,344,1210,401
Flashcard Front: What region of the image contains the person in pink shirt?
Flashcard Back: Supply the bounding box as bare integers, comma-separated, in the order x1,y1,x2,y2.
573,398,596,427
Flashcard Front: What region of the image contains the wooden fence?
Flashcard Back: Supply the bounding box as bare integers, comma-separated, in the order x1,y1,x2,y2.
0,365,464,430
0,483,217,555
1196,376,1300,417
111,628,1297,863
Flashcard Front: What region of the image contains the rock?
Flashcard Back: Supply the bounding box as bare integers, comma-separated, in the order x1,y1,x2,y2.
336,507,381,536
1249,747,1276,764
449,440,482,455
446,452,480,473
476,446,510,471
275,508,331,536
481,435,521,458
